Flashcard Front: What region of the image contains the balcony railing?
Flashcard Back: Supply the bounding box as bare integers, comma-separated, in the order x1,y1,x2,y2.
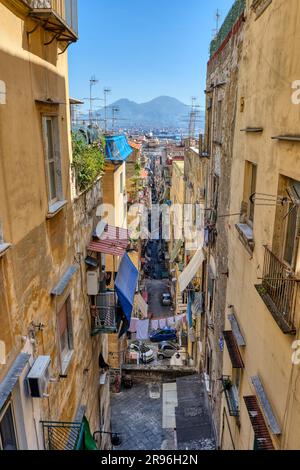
221,377,240,417
26,0,78,42
255,246,299,334
91,292,118,336
41,421,84,450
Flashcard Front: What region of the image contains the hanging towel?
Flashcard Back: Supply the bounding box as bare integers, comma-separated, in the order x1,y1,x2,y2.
136,319,150,341
129,317,139,333
151,319,159,331
159,318,167,329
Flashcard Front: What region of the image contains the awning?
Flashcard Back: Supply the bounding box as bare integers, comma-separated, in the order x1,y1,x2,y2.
88,223,130,257
115,253,139,326
51,266,78,296
170,240,183,263
251,376,281,435
105,135,133,162
228,313,246,347
223,331,244,369
136,293,148,318
0,353,31,410
244,396,275,450
88,240,126,257
178,248,205,293
95,221,129,245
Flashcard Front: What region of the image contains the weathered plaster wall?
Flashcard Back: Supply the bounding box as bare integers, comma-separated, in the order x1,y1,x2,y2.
222,0,300,450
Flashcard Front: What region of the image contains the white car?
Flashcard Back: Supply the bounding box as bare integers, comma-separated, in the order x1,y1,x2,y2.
129,341,155,364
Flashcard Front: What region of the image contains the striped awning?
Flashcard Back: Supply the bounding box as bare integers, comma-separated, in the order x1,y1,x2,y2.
88,223,130,257
244,396,275,450
88,240,126,257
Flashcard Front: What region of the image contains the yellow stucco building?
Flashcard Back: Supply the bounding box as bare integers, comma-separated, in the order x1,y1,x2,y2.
218,0,300,450
0,0,111,450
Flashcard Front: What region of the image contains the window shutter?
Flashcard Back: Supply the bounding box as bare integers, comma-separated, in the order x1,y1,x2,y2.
58,303,68,336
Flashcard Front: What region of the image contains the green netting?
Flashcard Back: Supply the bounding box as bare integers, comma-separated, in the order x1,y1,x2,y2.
210,0,246,57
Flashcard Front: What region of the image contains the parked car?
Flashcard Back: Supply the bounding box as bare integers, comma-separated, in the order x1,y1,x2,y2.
157,342,179,360
149,328,177,343
160,292,172,307
129,341,154,364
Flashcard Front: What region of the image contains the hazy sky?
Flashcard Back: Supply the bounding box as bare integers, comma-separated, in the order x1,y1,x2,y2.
68,0,234,109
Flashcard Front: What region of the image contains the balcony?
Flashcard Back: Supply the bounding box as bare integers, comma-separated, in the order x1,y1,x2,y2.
255,246,299,335
221,377,240,417
91,292,118,336
25,0,78,45
41,421,84,450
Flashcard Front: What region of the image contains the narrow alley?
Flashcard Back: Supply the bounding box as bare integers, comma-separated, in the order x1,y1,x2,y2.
0,0,299,459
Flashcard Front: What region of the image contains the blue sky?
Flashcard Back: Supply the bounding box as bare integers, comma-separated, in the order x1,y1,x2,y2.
68,0,234,109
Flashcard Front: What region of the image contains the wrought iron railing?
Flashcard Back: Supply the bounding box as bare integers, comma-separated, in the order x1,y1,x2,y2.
221,377,239,417
91,292,117,335
26,0,78,36
259,246,298,333
41,421,84,450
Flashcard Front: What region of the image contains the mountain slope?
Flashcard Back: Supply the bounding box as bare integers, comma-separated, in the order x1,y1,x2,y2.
109,96,189,128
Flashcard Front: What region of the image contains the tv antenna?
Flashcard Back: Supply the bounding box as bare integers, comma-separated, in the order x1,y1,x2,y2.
212,9,221,38
82,75,102,125
103,88,111,134
112,106,120,133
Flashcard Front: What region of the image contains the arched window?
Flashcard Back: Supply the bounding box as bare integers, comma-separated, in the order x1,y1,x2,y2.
0,80,6,104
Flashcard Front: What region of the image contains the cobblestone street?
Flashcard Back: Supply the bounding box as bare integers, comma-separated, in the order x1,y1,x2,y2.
111,384,175,451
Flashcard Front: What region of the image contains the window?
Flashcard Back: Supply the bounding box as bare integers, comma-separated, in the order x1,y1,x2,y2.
284,204,299,266
0,403,18,450
273,177,300,269
42,116,62,206
242,161,257,226
251,0,272,19
58,297,73,373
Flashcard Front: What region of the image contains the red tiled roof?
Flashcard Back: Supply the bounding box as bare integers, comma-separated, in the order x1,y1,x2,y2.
244,396,275,450
128,140,142,151
223,331,244,369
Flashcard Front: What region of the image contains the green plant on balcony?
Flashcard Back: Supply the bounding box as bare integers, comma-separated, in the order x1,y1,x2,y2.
72,132,105,192
222,377,233,392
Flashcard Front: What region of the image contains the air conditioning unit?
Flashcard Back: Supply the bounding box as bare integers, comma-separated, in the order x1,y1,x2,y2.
87,270,99,296
27,356,51,398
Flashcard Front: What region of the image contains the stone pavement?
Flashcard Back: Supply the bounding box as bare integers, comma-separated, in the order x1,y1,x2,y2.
111,383,175,450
